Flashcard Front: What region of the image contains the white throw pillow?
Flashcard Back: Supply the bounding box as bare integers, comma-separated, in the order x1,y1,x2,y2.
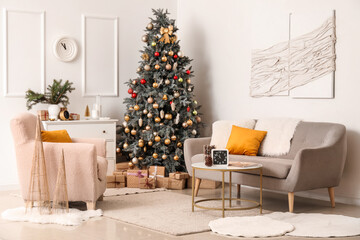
210,120,256,149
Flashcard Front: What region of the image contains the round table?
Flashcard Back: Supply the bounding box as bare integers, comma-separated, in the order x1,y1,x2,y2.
191,162,263,217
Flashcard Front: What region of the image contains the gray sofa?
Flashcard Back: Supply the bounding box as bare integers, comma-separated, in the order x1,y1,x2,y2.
184,121,347,212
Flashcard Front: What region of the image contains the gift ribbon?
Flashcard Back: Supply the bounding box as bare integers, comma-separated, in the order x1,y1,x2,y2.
159,25,177,44
149,166,165,180
144,178,153,189
127,170,146,178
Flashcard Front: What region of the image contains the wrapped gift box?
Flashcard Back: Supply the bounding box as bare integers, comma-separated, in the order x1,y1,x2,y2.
106,175,116,188
148,166,165,187
37,110,49,121
116,175,126,183
187,178,221,189
139,177,155,189
113,170,127,176
116,162,129,171
160,177,186,190
116,182,126,188
127,169,148,188
70,113,80,120
169,172,190,180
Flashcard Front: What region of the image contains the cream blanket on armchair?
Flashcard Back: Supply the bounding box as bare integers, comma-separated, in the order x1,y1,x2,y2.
255,118,301,157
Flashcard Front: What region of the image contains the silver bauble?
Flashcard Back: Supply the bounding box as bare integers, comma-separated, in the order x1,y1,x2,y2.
147,112,153,118
136,67,141,72
174,92,180,98
144,65,151,71
192,129,197,135
165,79,170,85
132,157,139,164
146,23,153,30
122,121,128,127
141,35,148,42
153,132,158,136
143,109,148,114
147,97,154,104
177,51,184,58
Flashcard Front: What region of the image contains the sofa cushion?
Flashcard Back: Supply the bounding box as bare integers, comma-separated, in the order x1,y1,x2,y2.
191,154,292,179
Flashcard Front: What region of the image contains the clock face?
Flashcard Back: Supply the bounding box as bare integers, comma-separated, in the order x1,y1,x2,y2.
212,149,229,165
53,37,78,62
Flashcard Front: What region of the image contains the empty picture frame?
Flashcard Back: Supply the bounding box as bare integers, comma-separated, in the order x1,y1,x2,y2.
82,15,118,97
3,9,45,97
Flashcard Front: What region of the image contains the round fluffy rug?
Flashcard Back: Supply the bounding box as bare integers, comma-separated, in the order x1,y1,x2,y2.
208,216,294,237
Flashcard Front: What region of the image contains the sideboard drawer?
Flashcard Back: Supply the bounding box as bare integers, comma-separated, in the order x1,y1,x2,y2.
47,123,115,140
106,141,115,158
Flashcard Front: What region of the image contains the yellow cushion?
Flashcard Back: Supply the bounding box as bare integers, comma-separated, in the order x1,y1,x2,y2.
226,126,267,156
41,130,72,143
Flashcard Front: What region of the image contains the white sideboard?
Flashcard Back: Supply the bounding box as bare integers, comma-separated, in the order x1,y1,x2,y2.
42,119,118,175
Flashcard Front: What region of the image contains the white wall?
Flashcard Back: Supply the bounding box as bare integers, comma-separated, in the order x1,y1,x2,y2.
178,0,360,204
0,0,177,189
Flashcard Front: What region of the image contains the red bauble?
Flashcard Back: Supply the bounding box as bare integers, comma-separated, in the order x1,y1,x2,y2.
170,101,173,105
132,93,137,98
186,70,191,75
154,52,160,57
173,54,178,59
173,75,178,80
128,88,133,94
140,79,146,84
187,106,190,112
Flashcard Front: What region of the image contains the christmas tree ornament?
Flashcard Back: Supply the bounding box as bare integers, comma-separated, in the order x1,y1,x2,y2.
164,139,171,145
187,86,193,92
186,78,191,84
192,129,197,135
165,79,171,84
178,78,183,83
162,154,167,160
165,113,173,120
140,78,146,84
148,141,153,146
152,153,158,159
128,88,133,94
171,102,176,111
177,51,184,58
161,56,167,62
182,122,188,128
131,93,137,98
193,110,198,115
155,117,161,123
173,155,179,161
177,142,182,148
154,64,160,70
160,123,164,126
194,100,198,104
146,23,153,30
134,105,140,111
160,110,165,119
186,69,191,75
171,135,177,141
173,75,178,80
153,82,159,88
138,118,143,127
196,116,202,123
138,157,144,161
142,35,148,42
143,109,148,114
132,80,137,85
173,62,178,70
165,64,172,70
147,112,153,118
122,121,128,127
173,54,178,59
144,146,147,152
174,92,180,98
131,129,137,135
155,136,161,142
187,119,193,126
168,50,174,56
175,114,180,124
154,52,160,57
124,115,130,121
123,142,129,149
145,125,151,130
138,139,144,147
159,25,174,44
136,67,141,72
116,147,121,153
147,97,154,104
142,53,149,61
153,103,159,109
132,157,139,164
144,65,151,71
151,41,156,47
129,106,134,111
124,127,130,133
187,106,190,112
162,94,168,100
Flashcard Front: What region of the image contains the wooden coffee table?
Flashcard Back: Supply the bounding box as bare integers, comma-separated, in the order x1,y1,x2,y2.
191,162,263,217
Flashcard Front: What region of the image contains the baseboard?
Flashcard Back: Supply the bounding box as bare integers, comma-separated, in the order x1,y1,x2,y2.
0,184,20,191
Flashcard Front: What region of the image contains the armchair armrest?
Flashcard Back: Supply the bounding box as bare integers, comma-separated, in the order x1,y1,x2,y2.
184,137,211,175
72,138,106,158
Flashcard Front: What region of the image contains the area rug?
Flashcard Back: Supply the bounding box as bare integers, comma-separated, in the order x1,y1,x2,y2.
104,187,167,197
1,207,102,226
99,191,266,236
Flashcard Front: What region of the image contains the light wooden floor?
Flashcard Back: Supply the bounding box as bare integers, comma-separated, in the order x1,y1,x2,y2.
0,186,359,240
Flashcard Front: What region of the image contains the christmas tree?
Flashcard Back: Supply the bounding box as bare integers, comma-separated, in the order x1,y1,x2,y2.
118,9,202,173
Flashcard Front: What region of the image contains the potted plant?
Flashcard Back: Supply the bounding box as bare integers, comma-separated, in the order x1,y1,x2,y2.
25,79,75,120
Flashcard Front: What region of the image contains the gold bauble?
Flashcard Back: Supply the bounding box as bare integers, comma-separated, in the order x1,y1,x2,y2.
165,64,172,70
134,105,140,111
123,142,129,149
153,82,159,88
153,153,158,159
168,50,174,56
144,65,151,71
138,139,144,147
182,122,188,128
136,67,141,72
174,92,180,98
131,129,137,135
171,135,177,141
132,80,137,85
155,117,161,123
165,79,171,84
143,109,148,114
148,141,153,146
196,116,202,123
145,125,151,130
146,23,153,30
162,154,167,160
161,56,167,62
177,142,182,148
186,78,191,84
124,115,130,121
153,103,159,109
173,155,179,161
147,97,154,104
129,106,134,111
116,147,121,153
128,161,134,167
155,136,161,142
164,139,171,145
144,146,147,152
154,64,160,70
162,94,168,100
124,127,130,133
165,113,173,120
138,157,144,161
132,157,138,164
141,35,148,42
187,119,193,126
147,112,153,118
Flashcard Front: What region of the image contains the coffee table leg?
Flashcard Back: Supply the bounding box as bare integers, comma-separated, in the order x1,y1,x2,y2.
192,168,195,212
222,171,225,218
229,171,232,208
260,168,263,214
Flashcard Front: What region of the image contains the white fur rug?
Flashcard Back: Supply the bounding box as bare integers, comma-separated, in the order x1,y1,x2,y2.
255,118,301,156
1,207,102,226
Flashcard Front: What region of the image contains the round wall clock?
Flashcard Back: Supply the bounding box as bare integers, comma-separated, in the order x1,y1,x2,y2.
53,37,78,62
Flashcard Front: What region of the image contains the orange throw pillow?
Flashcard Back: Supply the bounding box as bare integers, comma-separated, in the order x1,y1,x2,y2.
226,126,267,156
41,130,72,143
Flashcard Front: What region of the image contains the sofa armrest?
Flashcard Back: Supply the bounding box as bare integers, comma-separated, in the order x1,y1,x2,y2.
72,138,106,158
184,137,211,175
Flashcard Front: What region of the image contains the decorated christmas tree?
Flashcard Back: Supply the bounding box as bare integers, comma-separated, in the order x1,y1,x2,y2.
118,9,202,173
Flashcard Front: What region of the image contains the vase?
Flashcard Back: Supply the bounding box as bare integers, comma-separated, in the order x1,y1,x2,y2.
48,104,60,120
